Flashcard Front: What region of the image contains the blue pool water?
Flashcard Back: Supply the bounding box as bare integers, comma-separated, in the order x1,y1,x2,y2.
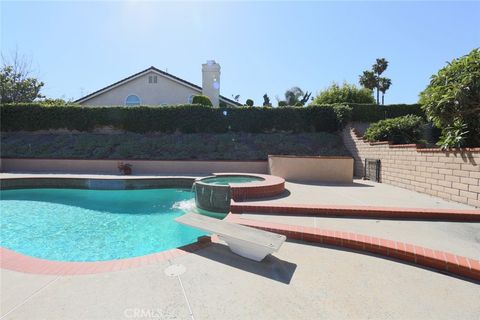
0,188,206,262
199,176,264,186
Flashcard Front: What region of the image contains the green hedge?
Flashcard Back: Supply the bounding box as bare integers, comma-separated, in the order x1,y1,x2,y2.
0,103,349,133
347,103,424,122
0,103,423,133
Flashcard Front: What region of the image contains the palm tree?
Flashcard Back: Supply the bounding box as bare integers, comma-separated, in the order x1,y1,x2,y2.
372,58,389,104
373,58,388,76
359,71,378,96
359,58,390,104
378,78,392,105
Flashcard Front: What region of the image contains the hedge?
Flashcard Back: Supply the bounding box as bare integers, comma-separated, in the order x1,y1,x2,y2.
347,103,425,122
0,103,423,133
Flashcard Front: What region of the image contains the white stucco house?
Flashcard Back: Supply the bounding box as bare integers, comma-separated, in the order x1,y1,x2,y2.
75,61,241,107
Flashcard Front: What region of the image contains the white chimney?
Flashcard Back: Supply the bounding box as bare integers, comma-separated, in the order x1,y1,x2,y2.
202,60,220,107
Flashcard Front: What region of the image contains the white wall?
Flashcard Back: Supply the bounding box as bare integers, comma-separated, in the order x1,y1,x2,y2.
268,155,354,183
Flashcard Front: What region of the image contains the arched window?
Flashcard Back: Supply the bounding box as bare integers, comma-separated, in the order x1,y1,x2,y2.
125,95,141,106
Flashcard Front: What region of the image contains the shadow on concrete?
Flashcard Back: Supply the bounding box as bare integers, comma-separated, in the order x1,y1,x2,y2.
288,239,480,285
285,180,374,187
193,242,297,285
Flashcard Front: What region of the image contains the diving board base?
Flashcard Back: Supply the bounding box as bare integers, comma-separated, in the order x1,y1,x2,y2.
218,235,277,261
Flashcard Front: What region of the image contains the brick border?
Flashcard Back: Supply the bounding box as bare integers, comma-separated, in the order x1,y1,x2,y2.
227,215,480,281
230,202,480,222
351,128,480,152
0,237,212,276
211,173,285,201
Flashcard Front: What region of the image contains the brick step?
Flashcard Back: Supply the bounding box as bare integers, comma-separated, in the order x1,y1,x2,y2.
230,202,480,222
227,214,480,282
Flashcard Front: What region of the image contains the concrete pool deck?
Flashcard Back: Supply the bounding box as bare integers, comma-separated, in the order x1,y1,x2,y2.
1,240,479,320
240,213,480,259
246,179,476,210
1,173,479,318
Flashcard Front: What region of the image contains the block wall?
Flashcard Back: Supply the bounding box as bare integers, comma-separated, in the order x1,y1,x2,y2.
343,126,480,207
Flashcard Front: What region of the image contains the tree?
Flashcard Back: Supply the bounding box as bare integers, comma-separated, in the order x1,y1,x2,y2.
245,99,254,107
378,78,392,105
262,94,271,107
359,58,392,104
373,58,388,77
282,87,311,106
285,87,303,105
419,48,480,147
0,52,44,103
313,82,375,104
299,91,312,106
359,71,377,93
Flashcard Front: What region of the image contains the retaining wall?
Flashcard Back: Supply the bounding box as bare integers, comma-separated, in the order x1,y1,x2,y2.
0,158,268,175
343,126,480,207
268,155,353,183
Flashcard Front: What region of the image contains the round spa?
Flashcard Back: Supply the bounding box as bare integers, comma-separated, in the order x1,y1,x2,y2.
193,174,265,213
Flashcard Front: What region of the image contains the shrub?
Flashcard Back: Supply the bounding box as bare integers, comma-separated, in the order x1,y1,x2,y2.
419,48,480,147
313,82,375,104
278,101,287,107
245,99,254,107
363,115,424,144
191,95,212,106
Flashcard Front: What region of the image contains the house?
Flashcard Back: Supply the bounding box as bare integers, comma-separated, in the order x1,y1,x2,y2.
75,61,241,107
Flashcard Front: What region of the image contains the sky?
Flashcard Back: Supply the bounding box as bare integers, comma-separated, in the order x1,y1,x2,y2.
1,1,479,105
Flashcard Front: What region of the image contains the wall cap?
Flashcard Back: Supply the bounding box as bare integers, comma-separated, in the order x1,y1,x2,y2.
348,126,480,154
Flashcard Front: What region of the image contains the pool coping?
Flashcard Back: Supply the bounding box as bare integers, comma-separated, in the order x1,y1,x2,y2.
0,176,197,190
211,173,285,201
0,237,213,276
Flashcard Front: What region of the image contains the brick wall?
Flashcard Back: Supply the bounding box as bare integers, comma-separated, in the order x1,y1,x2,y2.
343,126,480,208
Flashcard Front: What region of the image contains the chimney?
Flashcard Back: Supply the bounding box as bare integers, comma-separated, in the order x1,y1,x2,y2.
202,60,220,107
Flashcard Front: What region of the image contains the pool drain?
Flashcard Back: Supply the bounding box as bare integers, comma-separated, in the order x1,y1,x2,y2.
164,264,186,277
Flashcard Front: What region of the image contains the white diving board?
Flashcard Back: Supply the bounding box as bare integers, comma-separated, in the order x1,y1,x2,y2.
176,213,286,262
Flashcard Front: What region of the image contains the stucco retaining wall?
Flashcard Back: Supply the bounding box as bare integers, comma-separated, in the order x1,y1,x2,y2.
0,158,268,175
343,126,480,207
267,155,354,183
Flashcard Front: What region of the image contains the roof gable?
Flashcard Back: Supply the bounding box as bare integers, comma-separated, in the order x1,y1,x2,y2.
75,66,242,106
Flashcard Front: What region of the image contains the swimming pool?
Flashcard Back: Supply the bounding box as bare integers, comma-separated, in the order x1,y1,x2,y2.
0,188,206,262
